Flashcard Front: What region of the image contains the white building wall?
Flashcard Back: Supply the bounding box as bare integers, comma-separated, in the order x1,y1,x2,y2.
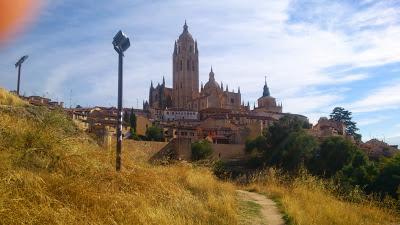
163,110,199,121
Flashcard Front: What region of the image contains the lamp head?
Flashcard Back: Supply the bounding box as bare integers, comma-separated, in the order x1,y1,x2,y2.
15,55,28,67
113,30,130,53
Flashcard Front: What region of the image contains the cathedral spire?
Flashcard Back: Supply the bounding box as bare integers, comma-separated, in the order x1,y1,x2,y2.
238,86,241,94
209,66,215,81
183,20,188,32
201,82,204,91
221,81,223,90
225,84,228,92
162,76,165,86
150,80,154,89
263,75,270,97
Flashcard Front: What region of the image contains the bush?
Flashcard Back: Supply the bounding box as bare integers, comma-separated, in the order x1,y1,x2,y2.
191,140,213,161
145,126,164,141
213,160,230,179
372,154,400,198
310,136,359,177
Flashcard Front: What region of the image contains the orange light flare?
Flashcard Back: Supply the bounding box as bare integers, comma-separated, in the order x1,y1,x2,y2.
0,0,43,46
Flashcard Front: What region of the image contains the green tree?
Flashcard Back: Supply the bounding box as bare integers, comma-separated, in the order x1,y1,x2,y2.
330,107,360,140
266,115,311,148
145,126,164,141
245,116,317,172
337,150,379,190
123,110,129,124
372,154,400,198
191,140,213,161
270,130,318,172
310,136,358,177
245,135,267,154
129,108,137,133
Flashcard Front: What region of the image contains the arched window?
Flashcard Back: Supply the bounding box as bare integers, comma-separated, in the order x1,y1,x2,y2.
180,60,183,71
187,60,190,70
192,61,195,71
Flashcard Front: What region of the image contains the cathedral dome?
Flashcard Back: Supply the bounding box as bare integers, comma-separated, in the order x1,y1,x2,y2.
178,20,194,41
203,67,220,92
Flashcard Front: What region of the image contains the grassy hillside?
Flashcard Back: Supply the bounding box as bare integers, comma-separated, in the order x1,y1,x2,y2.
0,88,26,106
244,169,400,225
0,90,238,225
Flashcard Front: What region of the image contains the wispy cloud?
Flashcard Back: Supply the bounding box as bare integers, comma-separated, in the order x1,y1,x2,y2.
350,82,400,113
0,0,400,139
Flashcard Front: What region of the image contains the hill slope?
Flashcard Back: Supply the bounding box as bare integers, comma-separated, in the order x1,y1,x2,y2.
0,90,238,225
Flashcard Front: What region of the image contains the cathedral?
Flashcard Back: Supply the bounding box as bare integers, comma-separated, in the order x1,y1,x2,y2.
145,21,281,115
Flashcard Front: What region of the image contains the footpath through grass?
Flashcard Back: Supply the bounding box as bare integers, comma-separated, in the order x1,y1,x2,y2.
244,169,400,225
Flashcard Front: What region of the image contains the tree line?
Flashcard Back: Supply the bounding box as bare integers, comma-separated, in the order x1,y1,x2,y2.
245,108,400,200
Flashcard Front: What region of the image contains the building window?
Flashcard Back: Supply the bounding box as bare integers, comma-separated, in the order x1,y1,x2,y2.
180,60,182,71
190,45,193,52
231,98,234,103
187,60,190,70
192,62,195,71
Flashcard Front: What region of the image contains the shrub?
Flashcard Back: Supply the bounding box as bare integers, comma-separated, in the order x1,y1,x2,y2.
372,154,400,198
191,140,213,161
145,126,164,141
310,136,359,177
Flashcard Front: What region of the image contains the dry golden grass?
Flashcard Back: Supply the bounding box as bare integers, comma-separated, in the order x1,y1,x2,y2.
0,104,238,225
244,169,400,225
0,88,26,106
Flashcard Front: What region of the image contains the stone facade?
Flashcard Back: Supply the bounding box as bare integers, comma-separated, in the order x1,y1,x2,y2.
310,117,346,138
187,68,242,111
172,21,199,109
147,77,173,110
254,77,282,113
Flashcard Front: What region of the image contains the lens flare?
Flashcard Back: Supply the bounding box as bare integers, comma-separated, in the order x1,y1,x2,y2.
0,0,41,46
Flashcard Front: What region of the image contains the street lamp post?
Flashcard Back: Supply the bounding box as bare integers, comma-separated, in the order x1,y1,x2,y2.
15,55,28,96
112,30,131,171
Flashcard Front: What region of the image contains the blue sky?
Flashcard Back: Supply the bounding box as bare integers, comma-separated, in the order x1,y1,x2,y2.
0,0,399,145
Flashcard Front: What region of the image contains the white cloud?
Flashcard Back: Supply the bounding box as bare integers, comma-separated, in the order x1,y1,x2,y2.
350,82,400,113
387,135,400,146
1,0,400,138
357,116,389,126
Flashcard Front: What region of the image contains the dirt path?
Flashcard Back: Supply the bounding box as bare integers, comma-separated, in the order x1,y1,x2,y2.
237,190,285,225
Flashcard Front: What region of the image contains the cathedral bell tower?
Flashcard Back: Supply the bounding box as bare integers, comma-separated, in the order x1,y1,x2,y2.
172,21,199,109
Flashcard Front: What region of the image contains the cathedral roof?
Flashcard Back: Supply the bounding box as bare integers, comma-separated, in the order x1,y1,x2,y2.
204,67,220,91
178,20,194,41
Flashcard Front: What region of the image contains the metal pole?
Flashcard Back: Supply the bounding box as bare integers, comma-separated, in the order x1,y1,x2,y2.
17,64,21,95
116,52,123,171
